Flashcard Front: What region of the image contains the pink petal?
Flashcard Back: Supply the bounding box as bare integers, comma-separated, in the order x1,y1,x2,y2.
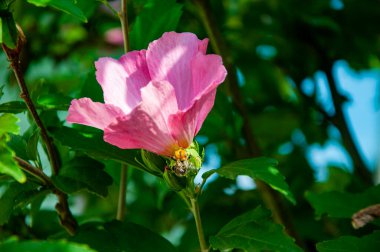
67,98,123,130
104,81,179,156
146,32,207,110
169,90,217,147
191,53,227,103
95,50,150,114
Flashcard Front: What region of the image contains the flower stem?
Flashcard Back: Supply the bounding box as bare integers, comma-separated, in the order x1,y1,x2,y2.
115,0,130,221
119,0,130,52
116,164,128,221
190,197,208,252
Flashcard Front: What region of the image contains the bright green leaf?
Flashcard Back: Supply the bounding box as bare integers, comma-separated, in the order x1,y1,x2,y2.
37,94,71,110
316,231,380,252
0,113,19,135
306,185,380,219
216,157,296,204
210,206,302,252
0,142,26,183
130,0,182,49
51,127,145,171
27,0,87,22
52,156,113,197
0,240,96,252
70,220,176,252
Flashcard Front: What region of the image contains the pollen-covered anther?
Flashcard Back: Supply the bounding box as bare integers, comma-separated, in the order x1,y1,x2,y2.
174,149,187,161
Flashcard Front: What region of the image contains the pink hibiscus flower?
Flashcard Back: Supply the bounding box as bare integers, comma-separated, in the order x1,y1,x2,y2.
67,32,227,157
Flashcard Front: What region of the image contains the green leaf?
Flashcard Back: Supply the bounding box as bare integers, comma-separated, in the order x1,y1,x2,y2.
316,231,380,252
26,128,40,161
70,220,177,252
27,0,87,22
52,156,113,197
306,185,380,219
50,127,145,171
210,206,302,252
0,142,26,183
0,240,96,252
0,114,25,182
216,157,295,204
0,101,27,113
130,0,182,49
37,93,71,110
0,113,19,135
0,182,38,224
0,10,17,48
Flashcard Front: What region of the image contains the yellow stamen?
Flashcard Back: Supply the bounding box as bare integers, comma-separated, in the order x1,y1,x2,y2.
174,149,187,161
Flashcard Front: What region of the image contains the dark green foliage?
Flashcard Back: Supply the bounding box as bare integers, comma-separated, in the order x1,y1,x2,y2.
0,0,379,251
70,221,177,252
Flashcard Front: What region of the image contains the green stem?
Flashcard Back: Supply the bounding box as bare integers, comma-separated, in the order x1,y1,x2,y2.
116,164,128,221
190,198,208,252
115,0,130,221
119,0,130,52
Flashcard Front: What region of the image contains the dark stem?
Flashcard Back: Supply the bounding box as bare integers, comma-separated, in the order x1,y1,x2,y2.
14,156,51,185
2,28,77,235
2,41,59,176
323,64,373,184
193,0,303,245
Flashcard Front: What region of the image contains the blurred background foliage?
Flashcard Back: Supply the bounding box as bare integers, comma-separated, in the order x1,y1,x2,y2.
0,0,380,251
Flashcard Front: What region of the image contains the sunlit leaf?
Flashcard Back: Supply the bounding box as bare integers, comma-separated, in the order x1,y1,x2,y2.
210,206,302,252
0,113,19,135
214,157,295,204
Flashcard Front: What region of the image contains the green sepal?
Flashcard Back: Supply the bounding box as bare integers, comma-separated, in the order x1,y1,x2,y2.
139,149,165,177
163,168,186,192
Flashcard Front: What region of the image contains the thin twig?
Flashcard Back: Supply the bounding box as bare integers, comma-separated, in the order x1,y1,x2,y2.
2,29,59,176
115,0,130,221
323,63,373,184
14,156,51,185
192,0,303,245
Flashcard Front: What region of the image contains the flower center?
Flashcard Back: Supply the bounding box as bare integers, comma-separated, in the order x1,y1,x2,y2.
174,148,187,161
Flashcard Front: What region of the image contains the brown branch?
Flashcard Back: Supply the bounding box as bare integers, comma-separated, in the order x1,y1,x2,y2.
323,64,373,184
352,204,380,229
2,27,59,176
3,27,77,235
14,156,78,235
192,0,303,245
